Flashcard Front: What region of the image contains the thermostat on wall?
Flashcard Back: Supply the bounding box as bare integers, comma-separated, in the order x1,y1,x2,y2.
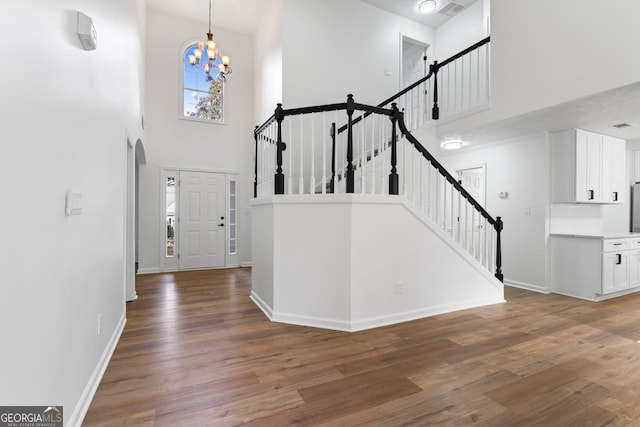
77,11,97,51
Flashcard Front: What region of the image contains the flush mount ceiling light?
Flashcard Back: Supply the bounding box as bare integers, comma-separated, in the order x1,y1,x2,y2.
418,0,437,14
441,139,464,150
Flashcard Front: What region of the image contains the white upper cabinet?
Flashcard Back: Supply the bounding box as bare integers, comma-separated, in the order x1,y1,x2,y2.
551,129,625,204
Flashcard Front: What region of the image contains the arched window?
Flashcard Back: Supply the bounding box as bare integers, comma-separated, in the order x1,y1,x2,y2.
182,43,224,122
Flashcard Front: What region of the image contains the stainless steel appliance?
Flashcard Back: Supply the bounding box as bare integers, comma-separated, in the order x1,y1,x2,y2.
633,183,640,232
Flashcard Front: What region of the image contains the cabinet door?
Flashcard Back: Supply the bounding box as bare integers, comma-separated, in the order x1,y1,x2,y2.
575,130,602,202
629,249,640,288
602,251,628,294
602,135,626,203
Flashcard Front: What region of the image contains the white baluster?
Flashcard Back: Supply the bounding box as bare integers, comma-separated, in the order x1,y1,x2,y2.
370,114,376,194
450,182,454,236
288,120,293,194
321,113,329,194
360,116,365,193
309,114,315,194
299,116,304,194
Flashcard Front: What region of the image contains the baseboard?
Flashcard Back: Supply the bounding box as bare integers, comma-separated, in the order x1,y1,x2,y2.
250,291,273,320
67,313,126,427
505,280,551,294
553,287,640,302
349,296,505,332
263,296,505,333
240,262,252,268
136,267,160,275
272,312,353,332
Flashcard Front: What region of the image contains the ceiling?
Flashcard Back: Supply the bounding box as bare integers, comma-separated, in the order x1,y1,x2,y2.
442,82,640,148
146,0,477,34
145,0,273,34
361,0,479,28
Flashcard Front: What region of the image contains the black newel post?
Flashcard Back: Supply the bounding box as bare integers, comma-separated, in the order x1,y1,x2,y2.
346,94,355,193
494,216,504,282
388,103,400,195
431,61,440,120
274,103,285,195
254,125,259,198
330,122,336,194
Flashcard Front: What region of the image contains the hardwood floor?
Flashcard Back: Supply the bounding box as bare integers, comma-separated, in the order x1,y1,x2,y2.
84,269,640,426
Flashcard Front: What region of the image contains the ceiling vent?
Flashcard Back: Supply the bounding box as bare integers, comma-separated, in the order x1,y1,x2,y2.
439,2,465,17
611,122,636,129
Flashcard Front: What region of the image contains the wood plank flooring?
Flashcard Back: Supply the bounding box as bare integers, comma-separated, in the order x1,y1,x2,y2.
83,269,640,426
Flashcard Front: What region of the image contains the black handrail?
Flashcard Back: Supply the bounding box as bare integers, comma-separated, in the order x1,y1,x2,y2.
335,36,490,134
439,36,490,68
396,114,496,226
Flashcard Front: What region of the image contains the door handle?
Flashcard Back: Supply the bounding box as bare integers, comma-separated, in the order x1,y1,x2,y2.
617,253,622,265
614,191,618,201
218,223,225,227
589,189,594,200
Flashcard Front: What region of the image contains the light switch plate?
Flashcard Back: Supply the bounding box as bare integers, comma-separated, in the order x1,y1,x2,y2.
66,191,82,216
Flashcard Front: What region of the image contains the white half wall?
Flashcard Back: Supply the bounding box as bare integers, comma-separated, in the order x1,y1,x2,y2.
251,195,504,331
0,0,145,425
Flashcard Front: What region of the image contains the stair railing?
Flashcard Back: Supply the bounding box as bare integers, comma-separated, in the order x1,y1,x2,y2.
337,36,490,139
254,93,503,282
254,95,401,198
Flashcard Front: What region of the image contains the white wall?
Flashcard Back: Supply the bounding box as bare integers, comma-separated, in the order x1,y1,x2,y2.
0,0,145,425
138,9,255,272
282,0,435,107
252,195,503,331
255,0,283,123
434,0,486,61
440,133,550,292
439,0,640,137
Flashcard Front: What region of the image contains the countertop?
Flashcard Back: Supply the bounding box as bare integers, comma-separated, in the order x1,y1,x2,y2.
550,232,640,239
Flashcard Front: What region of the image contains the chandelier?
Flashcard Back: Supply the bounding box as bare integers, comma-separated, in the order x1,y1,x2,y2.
188,0,232,82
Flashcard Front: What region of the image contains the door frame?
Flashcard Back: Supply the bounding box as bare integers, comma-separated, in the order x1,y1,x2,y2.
399,33,430,90
159,167,240,272
455,163,487,208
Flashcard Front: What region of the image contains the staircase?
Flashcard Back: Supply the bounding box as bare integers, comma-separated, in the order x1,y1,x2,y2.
251,37,503,331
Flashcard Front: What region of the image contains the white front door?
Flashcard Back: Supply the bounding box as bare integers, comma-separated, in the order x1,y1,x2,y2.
178,171,226,270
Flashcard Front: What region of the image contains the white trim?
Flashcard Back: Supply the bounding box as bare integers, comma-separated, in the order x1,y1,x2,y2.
259,296,505,333
68,313,126,427
455,162,487,208
505,280,551,294
137,267,161,275
348,296,505,332
553,286,640,302
161,168,238,272
272,312,353,332
250,290,273,319
179,38,226,125
399,32,431,91
240,261,252,268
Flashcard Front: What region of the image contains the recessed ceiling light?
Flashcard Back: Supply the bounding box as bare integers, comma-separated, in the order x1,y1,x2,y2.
441,139,463,150
418,0,437,14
